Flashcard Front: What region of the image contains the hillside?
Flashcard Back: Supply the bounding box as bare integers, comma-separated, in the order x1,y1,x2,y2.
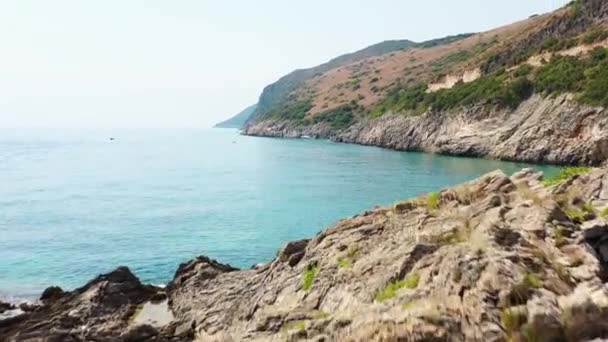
4,167,608,340
214,104,257,129
244,0,608,166
247,34,472,124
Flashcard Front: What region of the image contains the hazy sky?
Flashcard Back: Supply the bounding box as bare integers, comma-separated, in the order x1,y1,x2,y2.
0,0,570,128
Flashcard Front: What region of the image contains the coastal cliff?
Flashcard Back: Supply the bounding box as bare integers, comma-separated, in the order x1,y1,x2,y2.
244,94,608,166
242,0,608,166
4,167,608,341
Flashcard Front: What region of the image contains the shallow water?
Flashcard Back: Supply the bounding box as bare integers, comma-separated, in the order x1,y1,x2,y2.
0,128,561,299
131,300,174,328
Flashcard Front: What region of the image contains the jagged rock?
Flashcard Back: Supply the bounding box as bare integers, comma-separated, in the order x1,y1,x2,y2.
278,239,310,267
40,286,64,304
0,301,14,314
582,219,608,240
121,324,165,342
0,266,162,340
17,302,38,313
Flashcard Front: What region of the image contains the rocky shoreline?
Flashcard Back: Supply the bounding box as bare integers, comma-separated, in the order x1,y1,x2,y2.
3,167,608,340
243,95,608,166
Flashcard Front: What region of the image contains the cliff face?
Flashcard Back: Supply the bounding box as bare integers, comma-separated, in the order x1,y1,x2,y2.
244,94,608,166
4,167,608,341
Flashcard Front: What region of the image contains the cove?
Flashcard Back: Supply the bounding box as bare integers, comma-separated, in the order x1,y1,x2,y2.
0,128,561,300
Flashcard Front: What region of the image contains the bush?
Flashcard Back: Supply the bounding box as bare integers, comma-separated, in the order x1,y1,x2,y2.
501,308,528,337
428,70,532,111
580,58,608,107
513,64,533,77
590,46,608,62
541,37,578,52
337,257,351,268
535,56,586,95
281,320,306,332
543,166,591,186
582,28,608,45
267,99,313,121
302,265,319,291
371,84,428,117
565,207,585,223
426,192,440,211
313,104,355,129
375,273,420,302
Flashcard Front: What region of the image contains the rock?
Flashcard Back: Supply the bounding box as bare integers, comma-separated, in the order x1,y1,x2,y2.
581,219,608,240
598,243,608,263
244,93,608,165
167,256,237,290
1,266,162,340
40,286,64,303
277,239,309,267
0,301,14,314
121,324,160,342
394,201,416,213
18,302,38,312
4,168,608,340
150,291,167,303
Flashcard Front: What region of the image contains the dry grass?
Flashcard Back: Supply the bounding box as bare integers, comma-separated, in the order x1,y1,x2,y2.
515,181,544,206
299,11,554,120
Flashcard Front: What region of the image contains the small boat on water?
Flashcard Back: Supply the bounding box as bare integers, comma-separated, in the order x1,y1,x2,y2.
301,135,312,139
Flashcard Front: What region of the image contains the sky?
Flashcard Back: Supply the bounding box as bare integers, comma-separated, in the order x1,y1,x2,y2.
0,0,571,129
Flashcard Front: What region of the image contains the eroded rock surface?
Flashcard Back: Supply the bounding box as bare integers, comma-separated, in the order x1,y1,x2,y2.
244,95,608,166
4,168,608,341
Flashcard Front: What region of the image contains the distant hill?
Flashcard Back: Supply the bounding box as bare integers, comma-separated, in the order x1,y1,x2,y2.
214,104,257,128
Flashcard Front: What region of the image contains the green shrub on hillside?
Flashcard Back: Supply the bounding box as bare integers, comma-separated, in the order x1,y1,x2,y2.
513,64,533,77
267,99,313,121
541,37,578,53
371,69,534,117
371,84,428,117
582,27,608,45
302,265,319,291
543,166,591,187
313,104,355,129
580,56,608,107
535,56,586,95
590,46,608,62
428,71,533,111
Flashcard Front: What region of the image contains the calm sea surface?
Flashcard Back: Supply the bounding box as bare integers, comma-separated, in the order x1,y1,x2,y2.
0,128,561,300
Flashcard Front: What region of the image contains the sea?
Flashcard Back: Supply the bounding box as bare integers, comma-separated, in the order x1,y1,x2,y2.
0,128,561,301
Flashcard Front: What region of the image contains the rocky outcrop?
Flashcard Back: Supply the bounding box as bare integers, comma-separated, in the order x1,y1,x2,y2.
243,120,335,139
244,94,608,166
0,301,14,314
5,168,608,340
0,266,170,341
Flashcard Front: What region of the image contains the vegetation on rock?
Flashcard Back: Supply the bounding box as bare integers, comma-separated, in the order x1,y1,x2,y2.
543,166,592,186
302,264,319,291
375,273,420,302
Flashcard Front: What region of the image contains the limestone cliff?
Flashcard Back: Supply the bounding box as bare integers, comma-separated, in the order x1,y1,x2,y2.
245,94,608,166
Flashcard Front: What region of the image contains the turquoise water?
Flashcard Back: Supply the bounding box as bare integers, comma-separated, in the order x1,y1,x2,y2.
0,128,560,300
